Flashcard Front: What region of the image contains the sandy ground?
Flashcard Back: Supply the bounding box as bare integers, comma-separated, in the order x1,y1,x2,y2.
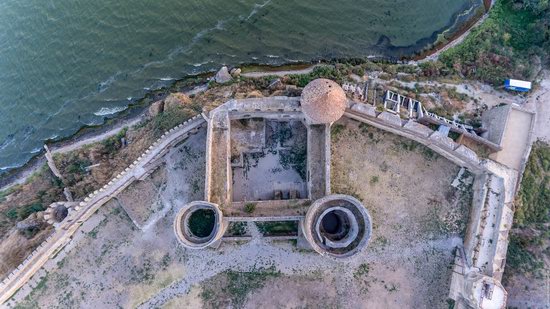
489,108,534,171
8,117,472,309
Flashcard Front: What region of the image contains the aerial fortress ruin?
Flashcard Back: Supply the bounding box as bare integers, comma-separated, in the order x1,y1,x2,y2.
1,77,535,309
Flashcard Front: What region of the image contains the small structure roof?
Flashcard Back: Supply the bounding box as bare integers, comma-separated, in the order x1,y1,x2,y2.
504,79,532,92
300,79,347,124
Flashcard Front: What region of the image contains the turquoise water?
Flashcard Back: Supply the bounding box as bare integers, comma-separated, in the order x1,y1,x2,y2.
0,0,481,173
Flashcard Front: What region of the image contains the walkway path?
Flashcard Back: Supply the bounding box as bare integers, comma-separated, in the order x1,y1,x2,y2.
241,65,318,78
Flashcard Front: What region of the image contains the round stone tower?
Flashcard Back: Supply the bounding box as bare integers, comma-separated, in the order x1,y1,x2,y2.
174,201,226,249
300,79,347,124
43,202,72,227
302,194,372,258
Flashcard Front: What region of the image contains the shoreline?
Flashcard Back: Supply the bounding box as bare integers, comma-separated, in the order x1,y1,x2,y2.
0,5,492,191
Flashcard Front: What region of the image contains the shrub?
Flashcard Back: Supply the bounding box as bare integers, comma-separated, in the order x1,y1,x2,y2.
244,203,256,214
439,0,549,85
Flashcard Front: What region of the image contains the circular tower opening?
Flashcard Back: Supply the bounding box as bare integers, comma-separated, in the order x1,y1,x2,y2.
174,201,225,249
187,208,216,238
320,209,353,241
321,211,341,234
303,195,371,258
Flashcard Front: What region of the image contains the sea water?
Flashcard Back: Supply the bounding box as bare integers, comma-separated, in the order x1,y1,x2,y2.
0,0,481,173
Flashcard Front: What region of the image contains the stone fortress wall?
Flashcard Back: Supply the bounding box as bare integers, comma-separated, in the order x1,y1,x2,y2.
0,115,206,305
0,78,532,308
191,90,519,307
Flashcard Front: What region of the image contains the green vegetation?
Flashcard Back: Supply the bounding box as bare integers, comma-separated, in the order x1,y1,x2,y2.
505,142,550,277
515,142,550,226
0,186,17,203
201,266,280,308
255,221,298,236
285,60,382,87
187,209,215,238
353,263,370,278
129,258,155,283
244,203,256,214
369,175,379,185
288,66,346,87
65,157,91,175
226,222,247,236
506,233,543,273
331,123,345,139
279,147,307,181
439,0,550,84
353,263,373,293
101,127,127,153
5,202,46,222
152,106,195,138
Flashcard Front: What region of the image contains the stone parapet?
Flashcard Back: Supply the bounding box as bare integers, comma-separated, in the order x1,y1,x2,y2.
376,111,403,128
344,102,482,173
403,120,434,137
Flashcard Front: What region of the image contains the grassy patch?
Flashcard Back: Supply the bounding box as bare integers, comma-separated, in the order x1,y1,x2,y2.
244,203,256,214
201,266,280,308
255,221,298,236
331,124,345,140
505,142,550,278
354,263,370,278
226,222,247,236
515,142,550,226
369,175,379,185
151,106,195,138
287,66,346,87
6,202,45,222
506,233,543,273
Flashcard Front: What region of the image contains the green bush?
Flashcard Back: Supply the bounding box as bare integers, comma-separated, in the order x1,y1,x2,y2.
244,203,256,214
515,142,550,226
152,106,194,138
288,66,346,87
506,234,543,272
439,0,549,85
255,221,298,236
4,201,45,222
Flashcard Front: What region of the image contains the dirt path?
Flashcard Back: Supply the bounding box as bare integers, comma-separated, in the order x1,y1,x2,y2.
241,65,317,78
525,70,550,143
